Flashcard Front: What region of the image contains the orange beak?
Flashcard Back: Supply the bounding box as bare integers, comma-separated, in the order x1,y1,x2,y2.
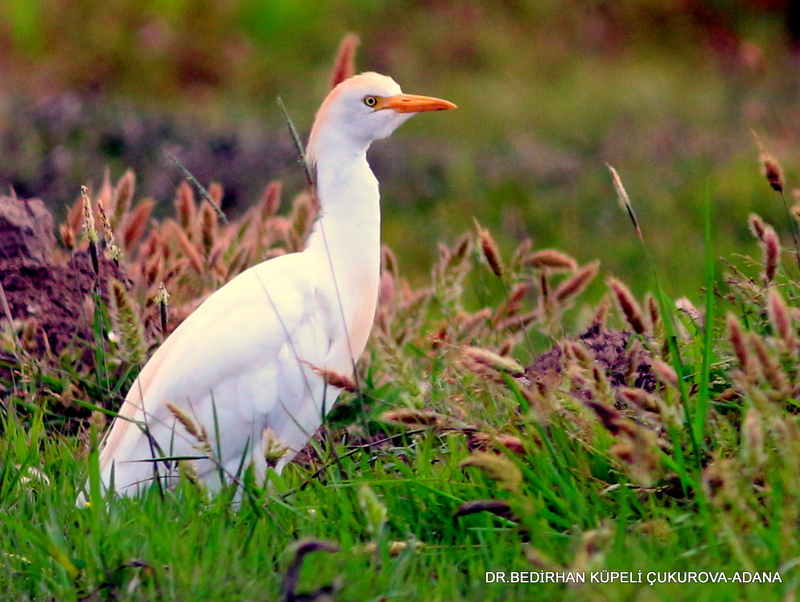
378,93,457,114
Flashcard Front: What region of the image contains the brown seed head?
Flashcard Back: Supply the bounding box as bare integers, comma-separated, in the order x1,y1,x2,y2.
260,181,283,220
381,408,441,427
474,219,503,277
165,219,205,274
96,198,121,262
112,169,136,228
760,225,780,284
121,198,155,250
652,360,679,389
742,407,766,467
767,288,796,348
726,313,753,374
753,132,784,192
80,185,98,244
586,400,636,437
60,224,76,250
762,157,784,193
166,402,209,446
555,261,599,304
748,213,766,240
460,452,522,493
329,33,361,90
750,333,791,394
646,294,661,334
591,295,611,328
303,362,359,393
608,277,646,335
462,346,524,375
199,201,218,257
174,181,197,232
524,249,578,271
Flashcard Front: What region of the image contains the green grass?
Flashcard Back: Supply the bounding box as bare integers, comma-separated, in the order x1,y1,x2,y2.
3,201,800,600
3,8,800,596
0,384,794,601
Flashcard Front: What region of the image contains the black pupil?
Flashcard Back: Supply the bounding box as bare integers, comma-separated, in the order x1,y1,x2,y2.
366,97,375,106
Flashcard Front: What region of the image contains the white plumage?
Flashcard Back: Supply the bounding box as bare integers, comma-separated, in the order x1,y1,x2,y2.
89,72,456,499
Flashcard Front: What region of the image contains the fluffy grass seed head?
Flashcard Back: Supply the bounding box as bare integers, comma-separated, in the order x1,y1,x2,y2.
760,225,780,285
767,288,796,348
96,198,121,263
109,278,146,365
555,261,600,305
112,169,136,228
460,452,522,493
753,132,784,193
262,428,288,469
473,218,503,278
166,402,210,452
608,277,646,335
80,185,98,244
524,249,578,271
329,32,360,90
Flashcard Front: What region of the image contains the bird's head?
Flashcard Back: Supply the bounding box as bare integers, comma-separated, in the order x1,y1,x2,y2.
307,72,456,166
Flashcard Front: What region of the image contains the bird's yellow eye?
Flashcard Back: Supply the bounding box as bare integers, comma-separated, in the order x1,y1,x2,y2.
363,96,378,108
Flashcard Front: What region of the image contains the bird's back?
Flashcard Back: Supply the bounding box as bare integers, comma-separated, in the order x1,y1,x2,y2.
98,251,343,496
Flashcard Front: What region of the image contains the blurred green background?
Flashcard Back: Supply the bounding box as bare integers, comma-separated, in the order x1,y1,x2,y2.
1,0,800,297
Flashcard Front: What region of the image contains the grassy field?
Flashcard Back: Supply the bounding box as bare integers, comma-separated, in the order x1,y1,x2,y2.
2,162,800,600
3,3,800,600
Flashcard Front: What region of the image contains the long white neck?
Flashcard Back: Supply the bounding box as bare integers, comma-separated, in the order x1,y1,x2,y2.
305,142,382,365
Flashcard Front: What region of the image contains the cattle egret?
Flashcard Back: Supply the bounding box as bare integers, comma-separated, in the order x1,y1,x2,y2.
90,72,456,499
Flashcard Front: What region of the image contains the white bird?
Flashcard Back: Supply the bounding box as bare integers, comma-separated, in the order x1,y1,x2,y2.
90,72,456,499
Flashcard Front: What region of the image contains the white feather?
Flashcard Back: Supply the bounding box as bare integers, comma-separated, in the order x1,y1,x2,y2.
86,72,455,501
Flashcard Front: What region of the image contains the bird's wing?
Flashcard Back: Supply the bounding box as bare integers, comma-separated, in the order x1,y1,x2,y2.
99,252,337,493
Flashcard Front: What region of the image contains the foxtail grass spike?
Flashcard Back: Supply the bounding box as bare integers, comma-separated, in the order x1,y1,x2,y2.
608,277,646,335
329,33,360,90
156,282,170,335
555,261,600,304
473,218,503,278
525,249,578,271
109,278,146,365
112,169,136,229
96,198,121,265
607,164,644,244
753,131,800,268
81,185,99,275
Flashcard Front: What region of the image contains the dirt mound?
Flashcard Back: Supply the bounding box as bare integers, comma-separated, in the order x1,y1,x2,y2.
0,195,122,363
0,195,56,263
526,324,657,393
